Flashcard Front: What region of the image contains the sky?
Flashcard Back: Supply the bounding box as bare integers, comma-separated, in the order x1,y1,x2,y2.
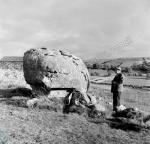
0,0,150,60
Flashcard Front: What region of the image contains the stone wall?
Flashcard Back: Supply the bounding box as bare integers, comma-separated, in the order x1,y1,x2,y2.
0,61,23,71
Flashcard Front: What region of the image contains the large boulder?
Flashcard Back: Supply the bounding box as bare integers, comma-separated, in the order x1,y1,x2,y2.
23,47,90,97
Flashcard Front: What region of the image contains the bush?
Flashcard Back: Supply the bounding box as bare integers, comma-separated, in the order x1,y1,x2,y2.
93,63,102,69
127,73,131,76
138,72,142,76
134,73,138,76
86,63,93,69
125,67,132,73
103,64,110,70
107,71,112,76
133,63,138,69
146,73,150,79
110,65,116,70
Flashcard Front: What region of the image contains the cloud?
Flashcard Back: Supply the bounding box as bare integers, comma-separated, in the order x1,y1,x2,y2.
0,0,150,60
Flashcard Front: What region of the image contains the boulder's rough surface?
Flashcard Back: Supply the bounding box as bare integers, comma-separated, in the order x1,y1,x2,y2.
23,47,90,96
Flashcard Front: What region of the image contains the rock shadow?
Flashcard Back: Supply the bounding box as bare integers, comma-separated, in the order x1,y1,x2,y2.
0,87,33,98
0,87,33,108
107,118,149,132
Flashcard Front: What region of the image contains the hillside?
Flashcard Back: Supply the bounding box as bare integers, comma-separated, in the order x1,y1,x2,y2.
85,57,150,67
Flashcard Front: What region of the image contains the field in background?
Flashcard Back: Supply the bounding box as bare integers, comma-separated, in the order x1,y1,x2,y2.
88,69,109,76
100,76,150,87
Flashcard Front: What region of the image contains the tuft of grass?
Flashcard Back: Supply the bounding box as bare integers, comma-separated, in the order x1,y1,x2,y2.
35,96,64,112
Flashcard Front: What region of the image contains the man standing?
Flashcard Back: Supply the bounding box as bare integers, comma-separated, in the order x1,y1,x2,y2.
111,66,124,112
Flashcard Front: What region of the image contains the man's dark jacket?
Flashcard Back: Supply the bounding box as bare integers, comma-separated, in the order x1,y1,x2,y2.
111,73,124,93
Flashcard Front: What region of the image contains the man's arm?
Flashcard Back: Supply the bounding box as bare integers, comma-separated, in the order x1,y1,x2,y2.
112,73,124,85
118,73,124,85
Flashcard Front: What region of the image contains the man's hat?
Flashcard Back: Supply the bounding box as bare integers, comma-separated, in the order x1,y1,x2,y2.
116,66,121,71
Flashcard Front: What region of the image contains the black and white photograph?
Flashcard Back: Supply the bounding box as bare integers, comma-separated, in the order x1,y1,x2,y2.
0,0,150,143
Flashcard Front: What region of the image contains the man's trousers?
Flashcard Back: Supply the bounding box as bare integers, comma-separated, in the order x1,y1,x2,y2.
113,91,121,111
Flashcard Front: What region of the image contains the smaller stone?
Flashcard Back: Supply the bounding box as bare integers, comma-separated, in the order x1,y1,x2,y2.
117,105,126,111
98,97,104,101
95,103,106,112
47,90,69,98
27,98,39,108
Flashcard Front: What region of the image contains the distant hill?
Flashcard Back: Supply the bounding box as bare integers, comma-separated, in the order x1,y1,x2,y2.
0,56,23,62
84,57,150,67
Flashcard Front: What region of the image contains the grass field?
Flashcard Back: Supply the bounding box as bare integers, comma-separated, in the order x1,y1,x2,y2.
95,76,150,87
90,84,150,113
0,83,150,143
0,69,150,143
